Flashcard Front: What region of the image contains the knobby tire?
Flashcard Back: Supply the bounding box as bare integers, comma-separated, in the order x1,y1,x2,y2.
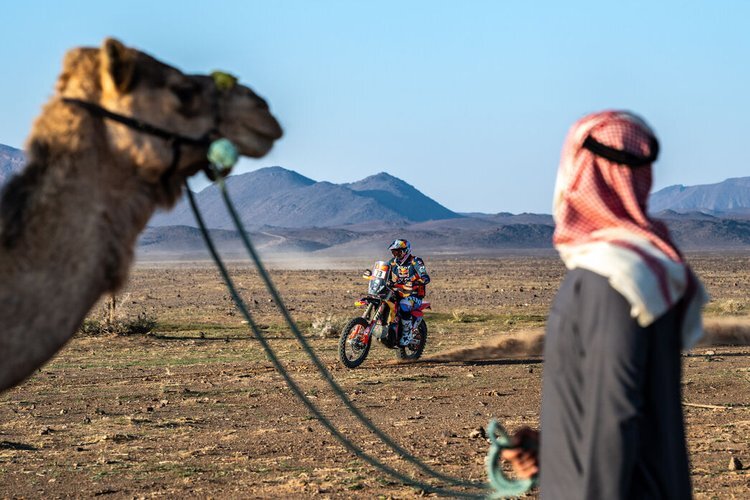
338,317,371,368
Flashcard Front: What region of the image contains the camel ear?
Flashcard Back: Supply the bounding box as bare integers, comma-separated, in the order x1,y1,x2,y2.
100,38,136,94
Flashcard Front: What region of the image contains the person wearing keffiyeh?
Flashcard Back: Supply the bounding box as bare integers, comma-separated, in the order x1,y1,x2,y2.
503,111,708,499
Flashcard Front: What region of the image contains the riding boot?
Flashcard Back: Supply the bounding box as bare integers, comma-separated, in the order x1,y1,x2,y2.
399,314,413,346
412,316,422,332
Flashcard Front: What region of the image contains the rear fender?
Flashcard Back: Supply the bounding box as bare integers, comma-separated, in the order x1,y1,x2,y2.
412,301,431,317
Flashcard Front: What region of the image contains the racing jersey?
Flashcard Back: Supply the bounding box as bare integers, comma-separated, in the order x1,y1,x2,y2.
388,255,430,298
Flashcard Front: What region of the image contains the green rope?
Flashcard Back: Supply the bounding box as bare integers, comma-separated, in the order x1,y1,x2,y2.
187,175,536,498
185,185,485,498
485,420,537,498
214,178,487,490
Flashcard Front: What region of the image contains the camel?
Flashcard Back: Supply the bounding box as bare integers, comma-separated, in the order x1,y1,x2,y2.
0,38,282,391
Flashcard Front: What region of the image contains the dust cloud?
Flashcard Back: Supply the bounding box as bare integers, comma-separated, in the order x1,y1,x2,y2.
420,329,545,363
419,320,750,363
699,317,750,346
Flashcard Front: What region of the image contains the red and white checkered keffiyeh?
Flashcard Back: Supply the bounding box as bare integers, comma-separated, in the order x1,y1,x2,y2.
553,110,707,348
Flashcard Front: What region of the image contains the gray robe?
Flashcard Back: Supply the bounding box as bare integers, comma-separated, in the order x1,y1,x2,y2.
540,268,691,499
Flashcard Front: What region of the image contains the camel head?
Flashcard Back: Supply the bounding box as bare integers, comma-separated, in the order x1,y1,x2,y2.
55,38,283,203
0,39,285,393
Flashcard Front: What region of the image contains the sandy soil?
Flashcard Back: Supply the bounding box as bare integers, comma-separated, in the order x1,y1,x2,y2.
1,254,749,498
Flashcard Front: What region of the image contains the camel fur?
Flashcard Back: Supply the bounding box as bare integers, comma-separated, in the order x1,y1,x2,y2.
0,38,282,391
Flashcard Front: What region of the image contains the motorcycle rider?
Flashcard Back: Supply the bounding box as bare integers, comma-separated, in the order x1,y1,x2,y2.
387,239,430,346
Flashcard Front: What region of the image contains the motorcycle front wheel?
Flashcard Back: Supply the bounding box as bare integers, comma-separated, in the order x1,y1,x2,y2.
398,320,427,360
338,317,372,369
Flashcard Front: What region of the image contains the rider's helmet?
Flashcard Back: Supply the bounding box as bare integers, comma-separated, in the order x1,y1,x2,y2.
388,239,411,264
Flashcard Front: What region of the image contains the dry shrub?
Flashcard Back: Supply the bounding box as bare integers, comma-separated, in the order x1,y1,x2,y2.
311,314,347,338
79,318,108,336
451,310,472,323
78,312,157,336
78,293,157,336
117,313,158,335
715,299,747,315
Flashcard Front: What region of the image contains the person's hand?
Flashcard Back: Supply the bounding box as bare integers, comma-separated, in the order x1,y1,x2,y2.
500,427,539,479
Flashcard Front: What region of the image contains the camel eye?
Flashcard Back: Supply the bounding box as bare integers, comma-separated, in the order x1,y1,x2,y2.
170,83,197,105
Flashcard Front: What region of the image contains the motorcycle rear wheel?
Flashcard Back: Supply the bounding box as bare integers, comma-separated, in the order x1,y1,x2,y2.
338,317,371,369
398,320,427,360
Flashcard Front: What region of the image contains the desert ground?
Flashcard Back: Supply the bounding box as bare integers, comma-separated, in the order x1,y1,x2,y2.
1,253,749,498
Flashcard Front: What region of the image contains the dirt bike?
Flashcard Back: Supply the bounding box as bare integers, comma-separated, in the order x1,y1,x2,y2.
338,261,429,368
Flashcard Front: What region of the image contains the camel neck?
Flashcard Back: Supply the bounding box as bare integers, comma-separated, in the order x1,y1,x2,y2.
0,103,158,391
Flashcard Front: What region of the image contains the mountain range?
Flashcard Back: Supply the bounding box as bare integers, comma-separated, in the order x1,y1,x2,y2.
2,142,749,256
650,177,750,217
148,166,460,229
142,166,750,256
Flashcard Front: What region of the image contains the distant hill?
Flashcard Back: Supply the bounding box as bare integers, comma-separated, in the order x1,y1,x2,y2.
650,177,750,215
344,172,458,222
137,220,557,260
138,213,750,260
3,148,749,255
136,225,334,260
663,217,750,248
461,212,554,225
149,166,461,229
0,144,25,186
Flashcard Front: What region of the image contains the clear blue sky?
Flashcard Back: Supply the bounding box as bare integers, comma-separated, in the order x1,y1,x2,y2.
1,1,748,213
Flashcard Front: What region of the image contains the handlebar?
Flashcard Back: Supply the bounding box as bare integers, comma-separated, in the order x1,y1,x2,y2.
392,281,423,289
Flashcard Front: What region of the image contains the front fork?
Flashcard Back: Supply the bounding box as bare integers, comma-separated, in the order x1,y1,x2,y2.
362,303,374,321
352,303,375,344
